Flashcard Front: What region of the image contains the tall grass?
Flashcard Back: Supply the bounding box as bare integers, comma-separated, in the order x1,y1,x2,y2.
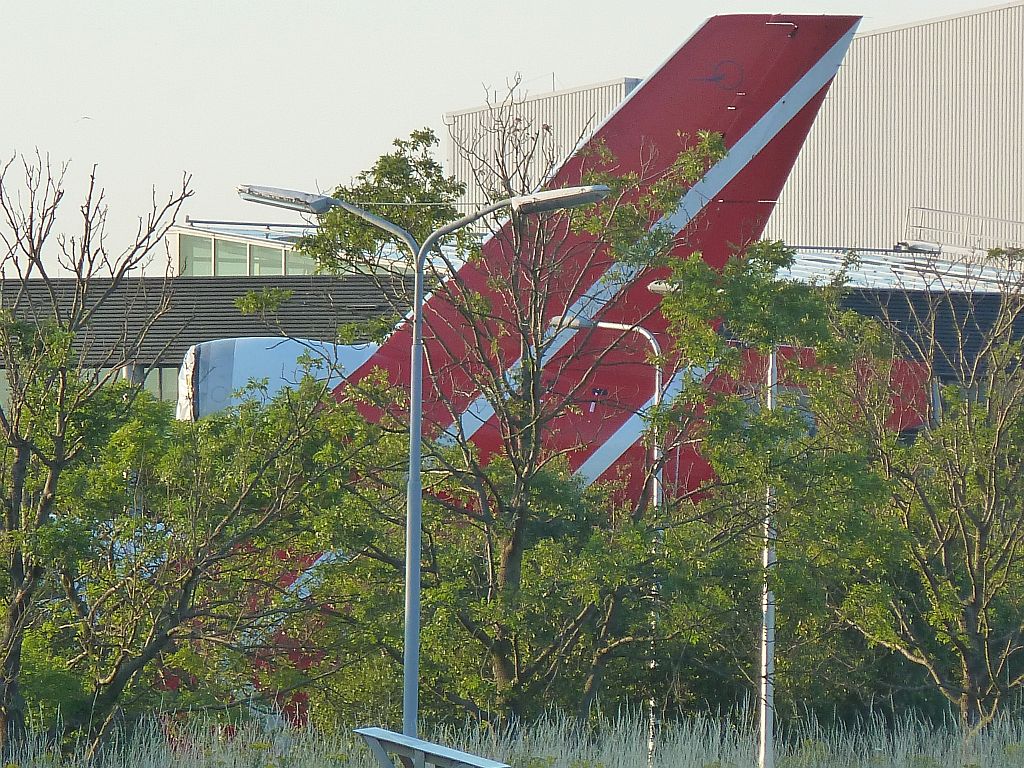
6,710,1024,767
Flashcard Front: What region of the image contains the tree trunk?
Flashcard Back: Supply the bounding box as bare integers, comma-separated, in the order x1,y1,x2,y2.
0,636,27,756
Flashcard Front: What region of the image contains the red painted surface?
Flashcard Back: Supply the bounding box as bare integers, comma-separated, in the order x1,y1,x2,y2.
335,15,863,503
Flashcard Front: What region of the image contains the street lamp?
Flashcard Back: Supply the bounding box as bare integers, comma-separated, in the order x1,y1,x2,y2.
759,345,779,768
549,315,663,507
240,182,610,737
647,278,779,768
551,313,663,765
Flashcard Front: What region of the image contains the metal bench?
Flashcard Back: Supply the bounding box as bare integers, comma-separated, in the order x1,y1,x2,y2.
354,727,510,768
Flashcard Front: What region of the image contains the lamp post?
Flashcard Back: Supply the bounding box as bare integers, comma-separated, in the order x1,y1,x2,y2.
239,183,609,737
549,314,663,764
758,345,779,768
549,315,663,507
647,279,780,768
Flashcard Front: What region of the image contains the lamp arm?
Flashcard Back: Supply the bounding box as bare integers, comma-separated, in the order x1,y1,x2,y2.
328,196,421,258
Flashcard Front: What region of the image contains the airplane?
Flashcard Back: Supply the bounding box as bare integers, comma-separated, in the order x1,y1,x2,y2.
184,14,866,504
168,12,881,725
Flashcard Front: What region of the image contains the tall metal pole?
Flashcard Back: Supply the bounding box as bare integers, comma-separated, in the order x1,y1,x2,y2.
403,240,426,738
238,184,610,739
553,316,662,762
758,346,778,768
401,203,514,738
638,327,663,768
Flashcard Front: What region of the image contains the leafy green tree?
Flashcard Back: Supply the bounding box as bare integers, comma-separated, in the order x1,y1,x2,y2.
0,154,190,750
796,255,1024,729
44,376,391,751
298,113,736,725
300,128,467,286
661,241,1024,728
654,242,943,721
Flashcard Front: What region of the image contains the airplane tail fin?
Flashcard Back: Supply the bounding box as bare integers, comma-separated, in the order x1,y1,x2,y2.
340,15,861,492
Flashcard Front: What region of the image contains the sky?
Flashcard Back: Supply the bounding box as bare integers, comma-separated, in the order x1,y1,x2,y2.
1,0,1001,252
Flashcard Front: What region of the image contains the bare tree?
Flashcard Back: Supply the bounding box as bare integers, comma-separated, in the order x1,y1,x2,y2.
810,247,1024,729
0,153,190,749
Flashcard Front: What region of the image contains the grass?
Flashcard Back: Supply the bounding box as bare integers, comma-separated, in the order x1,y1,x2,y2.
6,710,1024,767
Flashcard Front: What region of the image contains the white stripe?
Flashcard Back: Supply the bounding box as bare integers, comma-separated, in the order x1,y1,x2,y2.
575,367,705,484
454,29,855,443
376,26,857,450
575,28,859,482
442,264,644,440
660,26,858,233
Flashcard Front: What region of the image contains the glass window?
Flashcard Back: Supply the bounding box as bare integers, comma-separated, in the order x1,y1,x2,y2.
179,234,213,276
285,250,315,275
143,368,161,398
215,239,249,276
161,367,179,403
251,245,284,275
0,371,9,410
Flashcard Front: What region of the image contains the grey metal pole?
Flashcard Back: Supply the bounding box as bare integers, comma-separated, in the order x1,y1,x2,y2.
238,183,610,739
559,318,663,762
758,346,778,768
637,326,662,768
403,241,426,739
399,201,513,738
564,319,662,501
287,199,510,739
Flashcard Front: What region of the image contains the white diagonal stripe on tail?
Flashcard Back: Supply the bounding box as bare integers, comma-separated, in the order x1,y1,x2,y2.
448,25,857,444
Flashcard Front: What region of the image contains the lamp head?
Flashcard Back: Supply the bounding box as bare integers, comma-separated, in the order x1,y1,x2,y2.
237,185,336,215
549,314,596,331
511,185,611,215
647,280,673,296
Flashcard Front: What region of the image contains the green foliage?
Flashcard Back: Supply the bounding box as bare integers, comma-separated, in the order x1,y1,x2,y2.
576,132,727,268
300,128,467,276
235,288,296,316
661,240,836,365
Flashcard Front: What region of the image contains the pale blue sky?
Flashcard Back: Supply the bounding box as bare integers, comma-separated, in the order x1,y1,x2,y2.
0,0,999,250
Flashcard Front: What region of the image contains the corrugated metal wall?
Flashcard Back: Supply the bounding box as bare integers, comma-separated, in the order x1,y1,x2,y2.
445,79,639,212
765,2,1024,249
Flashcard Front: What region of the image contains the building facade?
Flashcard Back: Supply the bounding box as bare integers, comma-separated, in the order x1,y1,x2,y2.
443,5,1023,252
0,273,410,406
445,78,640,213
170,220,318,277
764,2,1024,249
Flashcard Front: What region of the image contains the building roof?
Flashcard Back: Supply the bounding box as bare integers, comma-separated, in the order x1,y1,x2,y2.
858,0,1024,37
0,274,411,368
180,219,317,246
784,246,1023,293
784,247,1024,381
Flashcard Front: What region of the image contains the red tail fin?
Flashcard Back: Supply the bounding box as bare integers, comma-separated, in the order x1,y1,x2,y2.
342,14,860,497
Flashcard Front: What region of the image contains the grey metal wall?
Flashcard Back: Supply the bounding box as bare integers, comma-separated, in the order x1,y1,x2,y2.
445,78,639,212
764,2,1024,250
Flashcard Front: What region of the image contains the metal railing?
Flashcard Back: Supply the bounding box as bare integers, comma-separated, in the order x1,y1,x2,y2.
905,207,1024,253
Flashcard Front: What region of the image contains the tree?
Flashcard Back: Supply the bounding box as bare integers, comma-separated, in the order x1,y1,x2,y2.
654,241,887,719
40,374,393,751
297,101,740,724
799,250,1024,729
662,240,1024,729
0,153,190,749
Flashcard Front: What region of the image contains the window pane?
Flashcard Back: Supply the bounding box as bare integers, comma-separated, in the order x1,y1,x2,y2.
143,368,161,398
161,367,179,403
251,245,284,275
215,239,248,276
285,250,315,275
0,371,9,410
179,234,213,276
